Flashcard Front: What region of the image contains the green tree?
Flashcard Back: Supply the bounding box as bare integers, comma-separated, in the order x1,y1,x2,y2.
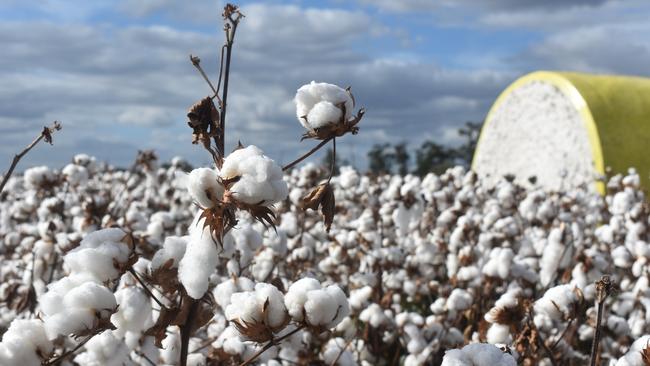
392,142,410,176
367,143,394,174
414,141,456,176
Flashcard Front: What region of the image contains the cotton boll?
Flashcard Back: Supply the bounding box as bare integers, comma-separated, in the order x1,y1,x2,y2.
150,236,188,272
486,324,511,344
0,319,53,365
225,283,288,337
359,303,390,328
322,337,357,366
446,289,473,312
187,167,223,208
214,277,255,310
111,287,152,333
615,335,650,366
64,228,131,282
304,285,350,329
74,330,133,366
220,145,288,205
534,284,579,322
178,212,220,299
441,343,516,366
41,281,117,339
284,277,321,322
294,81,354,130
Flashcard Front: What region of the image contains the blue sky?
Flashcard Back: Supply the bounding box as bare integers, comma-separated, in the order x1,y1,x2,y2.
1,0,649,171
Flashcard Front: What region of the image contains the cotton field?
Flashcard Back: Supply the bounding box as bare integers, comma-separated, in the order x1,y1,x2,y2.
0,151,649,365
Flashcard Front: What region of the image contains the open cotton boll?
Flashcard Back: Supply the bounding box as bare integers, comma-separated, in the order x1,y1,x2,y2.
304,285,350,329
359,303,390,328
615,335,650,366
187,167,223,208
64,228,130,282
446,289,473,312
111,287,152,333
225,283,288,334
284,277,322,322
74,330,133,366
322,337,357,366
178,212,220,299
62,163,89,186
41,281,117,339
220,145,288,205
213,276,255,310
150,236,188,272
294,81,353,130
534,284,579,322
441,343,516,366
0,319,53,365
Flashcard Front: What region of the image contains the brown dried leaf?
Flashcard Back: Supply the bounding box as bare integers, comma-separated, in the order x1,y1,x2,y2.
641,341,650,365
301,183,335,232
145,306,178,348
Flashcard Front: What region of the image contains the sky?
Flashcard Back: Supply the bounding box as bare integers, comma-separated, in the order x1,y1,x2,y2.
1,0,649,172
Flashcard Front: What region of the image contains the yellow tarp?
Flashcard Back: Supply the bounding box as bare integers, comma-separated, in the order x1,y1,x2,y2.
473,71,650,194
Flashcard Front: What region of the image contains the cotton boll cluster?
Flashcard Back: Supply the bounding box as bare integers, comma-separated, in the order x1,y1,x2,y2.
4,149,650,365
225,283,289,341
294,81,354,130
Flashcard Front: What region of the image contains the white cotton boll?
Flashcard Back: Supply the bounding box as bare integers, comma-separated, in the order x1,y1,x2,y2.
534,284,579,322
304,285,350,329
161,327,181,364
64,228,130,282
214,277,255,310
486,324,511,344
284,277,321,322
0,319,53,365
359,303,389,328
225,283,288,333
615,335,650,366
150,236,188,272
178,212,219,299
482,248,514,279
446,289,473,312
42,281,117,339
220,145,288,205
339,166,360,189
62,163,89,186
322,338,357,366
350,286,373,310
74,330,133,366
24,166,55,189
441,343,516,366
111,287,152,333
187,167,223,208
294,81,353,130
308,101,343,127
539,227,566,287
612,246,633,268
607,315,631,337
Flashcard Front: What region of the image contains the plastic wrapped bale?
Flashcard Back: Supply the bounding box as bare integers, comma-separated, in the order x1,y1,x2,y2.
472,71,650,193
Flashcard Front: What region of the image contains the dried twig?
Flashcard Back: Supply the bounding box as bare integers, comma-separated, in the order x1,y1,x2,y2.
44,332,94,365
239,325,305,366
590,275,613,366
282,137,332,172
0,121,61,194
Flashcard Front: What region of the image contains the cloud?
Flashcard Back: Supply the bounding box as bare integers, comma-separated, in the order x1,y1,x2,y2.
358,0,611,14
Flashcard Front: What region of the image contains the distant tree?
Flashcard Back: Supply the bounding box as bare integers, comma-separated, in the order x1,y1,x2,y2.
455,121,482,167
392,142,410,176
414,141,456,176
367,143,394,175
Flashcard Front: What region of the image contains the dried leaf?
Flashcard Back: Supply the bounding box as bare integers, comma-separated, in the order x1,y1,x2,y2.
302,183,335,232
641,341,650,365
145,306,178,348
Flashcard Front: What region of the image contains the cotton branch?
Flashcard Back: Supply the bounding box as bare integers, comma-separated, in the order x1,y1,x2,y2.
590,275,613,366
0,121,62,194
